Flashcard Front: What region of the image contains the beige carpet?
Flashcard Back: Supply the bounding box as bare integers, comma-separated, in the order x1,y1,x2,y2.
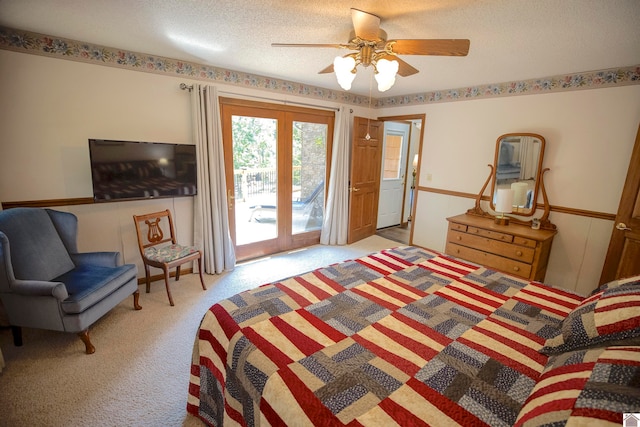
0,235,399,427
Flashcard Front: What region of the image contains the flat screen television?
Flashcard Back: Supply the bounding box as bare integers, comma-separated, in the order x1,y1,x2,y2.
88,139,197,202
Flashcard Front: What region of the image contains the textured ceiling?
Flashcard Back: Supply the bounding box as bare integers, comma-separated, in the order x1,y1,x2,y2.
1,0,639,97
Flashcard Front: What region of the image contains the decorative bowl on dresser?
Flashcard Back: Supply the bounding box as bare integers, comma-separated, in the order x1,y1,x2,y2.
446,213,556,281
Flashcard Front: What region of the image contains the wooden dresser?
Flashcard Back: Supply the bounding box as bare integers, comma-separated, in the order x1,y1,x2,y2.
445,214,556,281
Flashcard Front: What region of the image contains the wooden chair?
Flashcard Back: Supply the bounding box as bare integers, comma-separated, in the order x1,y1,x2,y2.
133,209,206,306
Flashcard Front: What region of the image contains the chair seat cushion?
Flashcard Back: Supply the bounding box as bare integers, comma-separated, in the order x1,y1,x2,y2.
57,264,137,314
144,244,198,263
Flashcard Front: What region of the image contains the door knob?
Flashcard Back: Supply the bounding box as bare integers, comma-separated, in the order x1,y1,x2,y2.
616,222,632,231
350,187,360,192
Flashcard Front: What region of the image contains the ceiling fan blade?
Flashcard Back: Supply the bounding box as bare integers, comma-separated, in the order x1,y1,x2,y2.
390,39,470,56
318,63,334,74
379,54,419,77
395,58,419,77
351,8,381,40
272,43,347,49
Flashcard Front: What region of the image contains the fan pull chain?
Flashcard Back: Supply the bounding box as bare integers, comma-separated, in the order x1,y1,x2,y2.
365,71,373,140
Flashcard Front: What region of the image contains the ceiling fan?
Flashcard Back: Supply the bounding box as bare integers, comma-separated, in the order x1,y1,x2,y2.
272,8,470,91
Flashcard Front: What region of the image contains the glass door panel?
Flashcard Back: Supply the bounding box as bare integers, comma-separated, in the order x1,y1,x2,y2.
292,121,327,235
231,115,278,245
382,134,403,179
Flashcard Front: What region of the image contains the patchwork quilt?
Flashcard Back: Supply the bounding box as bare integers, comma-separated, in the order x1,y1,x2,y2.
187,246,590,426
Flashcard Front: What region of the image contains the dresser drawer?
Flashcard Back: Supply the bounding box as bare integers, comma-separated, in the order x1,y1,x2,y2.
446,214,556,282
467,226,513,243
448,230,535,263
448,222,468,232
446,242,533,279
513,236,537,248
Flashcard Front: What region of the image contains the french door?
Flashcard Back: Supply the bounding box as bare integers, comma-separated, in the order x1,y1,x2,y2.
220,98,333,261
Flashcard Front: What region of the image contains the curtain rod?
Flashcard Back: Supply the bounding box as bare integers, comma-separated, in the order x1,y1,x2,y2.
179,83,341,112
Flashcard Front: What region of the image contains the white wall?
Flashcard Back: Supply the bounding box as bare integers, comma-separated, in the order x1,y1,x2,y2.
380,87,640,295
0,51,198,275
0,50,367,277
0,54,192,201
2,49,639,292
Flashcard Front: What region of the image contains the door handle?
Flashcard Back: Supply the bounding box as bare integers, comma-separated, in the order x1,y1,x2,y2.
350,187,360,192
616,222,632,231
227,189,235,209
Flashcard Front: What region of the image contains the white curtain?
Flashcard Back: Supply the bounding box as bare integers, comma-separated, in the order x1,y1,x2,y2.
519,136,537,180
320,106,351,245
190,84,236,273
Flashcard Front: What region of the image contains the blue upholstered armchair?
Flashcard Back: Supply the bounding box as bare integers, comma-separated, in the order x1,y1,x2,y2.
0,208,141,354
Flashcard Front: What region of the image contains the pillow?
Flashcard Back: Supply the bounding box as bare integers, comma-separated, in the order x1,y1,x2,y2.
589,274,640,296
515,345,640,426
541,280,640,354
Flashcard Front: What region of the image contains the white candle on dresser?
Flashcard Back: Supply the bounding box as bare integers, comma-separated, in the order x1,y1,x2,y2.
495,188,514,214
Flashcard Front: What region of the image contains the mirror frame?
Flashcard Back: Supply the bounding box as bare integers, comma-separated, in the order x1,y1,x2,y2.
490,133,546,217
467,132,556,230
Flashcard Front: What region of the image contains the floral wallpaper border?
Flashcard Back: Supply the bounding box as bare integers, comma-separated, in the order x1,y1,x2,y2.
1,26,638,108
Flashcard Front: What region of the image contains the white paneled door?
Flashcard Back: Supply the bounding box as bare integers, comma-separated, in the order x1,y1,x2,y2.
377,121,410,229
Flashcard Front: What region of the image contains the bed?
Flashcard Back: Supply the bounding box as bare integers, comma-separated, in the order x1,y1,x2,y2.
187,246,640,426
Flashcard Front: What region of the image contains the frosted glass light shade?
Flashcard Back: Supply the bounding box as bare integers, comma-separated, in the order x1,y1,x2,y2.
374,58,399,92
334,56,357,90
495,188,514,214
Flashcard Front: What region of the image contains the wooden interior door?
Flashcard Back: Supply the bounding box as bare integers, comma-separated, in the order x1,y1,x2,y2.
600,123,640,285
348,116,383,243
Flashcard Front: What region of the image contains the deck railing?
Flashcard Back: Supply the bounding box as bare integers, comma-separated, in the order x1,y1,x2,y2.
234,166,302,200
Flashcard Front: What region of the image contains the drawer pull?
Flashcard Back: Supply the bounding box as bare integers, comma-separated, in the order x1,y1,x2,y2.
513,266,520,272
516,250,523,256
457,236,462,241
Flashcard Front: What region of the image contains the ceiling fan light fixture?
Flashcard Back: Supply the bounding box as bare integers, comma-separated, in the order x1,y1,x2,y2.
274,9,470,94
333,56,357,90
374,58,399,92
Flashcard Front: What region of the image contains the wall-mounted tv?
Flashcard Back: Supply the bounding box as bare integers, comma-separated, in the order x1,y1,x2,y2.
88,139,197,202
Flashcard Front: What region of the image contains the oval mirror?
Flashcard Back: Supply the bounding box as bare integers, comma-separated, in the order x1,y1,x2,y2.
490,133,545,217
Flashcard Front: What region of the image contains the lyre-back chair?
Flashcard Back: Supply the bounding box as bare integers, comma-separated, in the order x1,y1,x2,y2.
133,210,206,306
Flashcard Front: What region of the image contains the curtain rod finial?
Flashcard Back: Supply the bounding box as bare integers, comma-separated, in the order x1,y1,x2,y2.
180,83,193,92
